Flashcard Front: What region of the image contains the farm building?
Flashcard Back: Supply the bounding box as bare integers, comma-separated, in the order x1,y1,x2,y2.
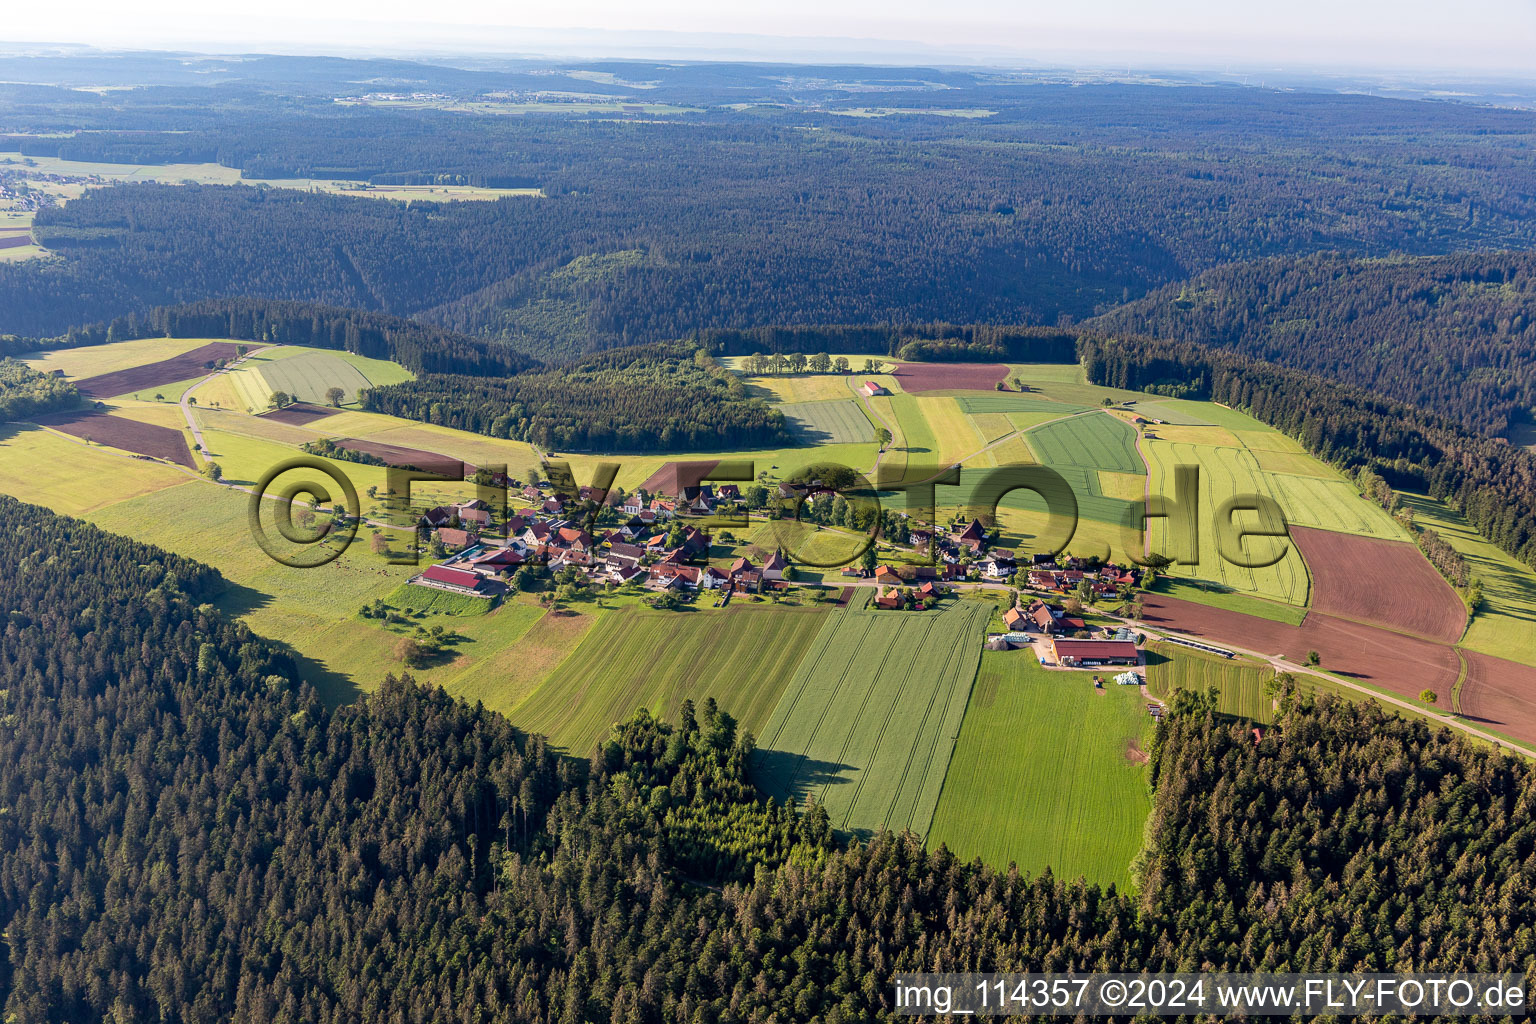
435,527,478,550
860,381,890,397
413,564,492,597
1051,638,1139,667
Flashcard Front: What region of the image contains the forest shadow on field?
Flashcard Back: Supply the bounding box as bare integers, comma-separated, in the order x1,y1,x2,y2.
749,748,857,801
215,580,276,619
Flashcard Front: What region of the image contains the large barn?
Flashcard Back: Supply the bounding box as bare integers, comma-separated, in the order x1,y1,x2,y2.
1050,638,1139,667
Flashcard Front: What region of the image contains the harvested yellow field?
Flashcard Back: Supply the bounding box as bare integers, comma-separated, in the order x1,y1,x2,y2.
742,373,862,404
916,396,984,466
0,425,190,515
190,373,242,412
21,336,226,379
1147,424,1242,447
1252,447,1342,479
1234,429,1308,454
195,407,327,446
107,399,191,430
970,412,1018,445
1099,470,1148,501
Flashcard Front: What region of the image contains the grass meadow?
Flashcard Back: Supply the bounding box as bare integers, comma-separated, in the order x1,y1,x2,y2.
778,399,874,445
753,596,991,838
227,347,414,411
509,603,831,755
83,480,569,704
1398,492,1536,667
927,651,1153,891
0,423,190,515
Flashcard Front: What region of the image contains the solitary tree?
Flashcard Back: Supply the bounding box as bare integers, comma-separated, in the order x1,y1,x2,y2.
325,386,346,407
370,532,389,556
1306,650,1321,667
202,461,223,481
1419,688,1439,705
875,426,892,451
270,391,293,409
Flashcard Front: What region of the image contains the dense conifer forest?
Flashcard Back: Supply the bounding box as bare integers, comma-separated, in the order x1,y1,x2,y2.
695,324,1081,363
1,494,1532,1021
5,84,1536,350
362,341,791,452
1091,251,1536,437
0,298,541,377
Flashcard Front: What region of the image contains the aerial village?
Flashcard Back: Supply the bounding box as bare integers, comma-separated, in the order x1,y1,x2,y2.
401,462,1194,684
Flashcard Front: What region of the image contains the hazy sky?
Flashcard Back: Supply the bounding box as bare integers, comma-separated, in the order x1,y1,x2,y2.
5,0,1536,75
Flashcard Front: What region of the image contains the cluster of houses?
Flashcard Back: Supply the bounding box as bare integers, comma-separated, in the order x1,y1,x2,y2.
407,483,792,600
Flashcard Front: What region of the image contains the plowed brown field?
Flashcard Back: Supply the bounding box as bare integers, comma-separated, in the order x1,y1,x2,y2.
73,342,244,398
36,409,195,469
638,460,722,496
260,402,339,425
1292,526,1466,642
333,439,469,478
1459,652,1536,743
892,363,1007,393
1139,594,1461,704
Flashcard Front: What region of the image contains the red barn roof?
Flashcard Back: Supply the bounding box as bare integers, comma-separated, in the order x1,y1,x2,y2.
422,565,484,590
1052,639,1137,662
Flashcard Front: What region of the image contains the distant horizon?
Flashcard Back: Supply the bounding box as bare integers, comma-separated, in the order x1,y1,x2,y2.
2,1,1535,83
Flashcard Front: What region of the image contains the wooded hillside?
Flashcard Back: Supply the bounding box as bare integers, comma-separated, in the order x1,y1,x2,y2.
1091,251,1536,437
1,494,1532,1020
362,341,792,452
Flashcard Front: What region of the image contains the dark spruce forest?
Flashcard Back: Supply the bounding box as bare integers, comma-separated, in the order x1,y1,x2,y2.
2,50,1536,1021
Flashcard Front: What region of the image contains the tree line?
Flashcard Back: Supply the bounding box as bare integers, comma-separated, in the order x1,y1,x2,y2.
0,298,541,377
362,341,793,452
1091,250,1536,438
695,323,1081,363
1080,332,1536,569
2,491,1533,1021
0,357,78,420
